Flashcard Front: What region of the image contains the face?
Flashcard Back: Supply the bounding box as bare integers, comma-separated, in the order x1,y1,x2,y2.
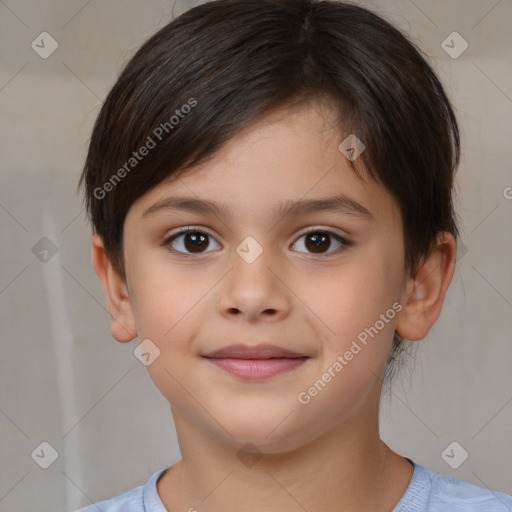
121,101,409,453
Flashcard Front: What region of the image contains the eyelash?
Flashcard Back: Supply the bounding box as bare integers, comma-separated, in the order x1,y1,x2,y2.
162,226,351,258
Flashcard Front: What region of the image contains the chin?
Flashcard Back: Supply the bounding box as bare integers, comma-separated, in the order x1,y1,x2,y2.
211,410,316,455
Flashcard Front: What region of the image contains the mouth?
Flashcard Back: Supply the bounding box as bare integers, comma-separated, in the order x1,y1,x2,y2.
202,343,310,380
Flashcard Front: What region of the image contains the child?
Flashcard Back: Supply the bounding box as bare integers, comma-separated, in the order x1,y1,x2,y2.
76,0,512,510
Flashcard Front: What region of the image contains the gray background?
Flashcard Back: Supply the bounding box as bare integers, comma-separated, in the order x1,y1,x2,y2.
1,0,511,510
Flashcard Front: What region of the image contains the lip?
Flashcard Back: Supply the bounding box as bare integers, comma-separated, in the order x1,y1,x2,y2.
202,343,309,380
205,357,308,380
202,343,306,359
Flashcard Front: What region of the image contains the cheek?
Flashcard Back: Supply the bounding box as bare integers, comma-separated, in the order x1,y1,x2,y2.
308,259,398,334
292,268,399,425
128,249,201,336
304,249,403,379
126,251,213,399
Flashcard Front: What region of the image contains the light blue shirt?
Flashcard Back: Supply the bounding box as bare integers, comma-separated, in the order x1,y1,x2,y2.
74,459,512,511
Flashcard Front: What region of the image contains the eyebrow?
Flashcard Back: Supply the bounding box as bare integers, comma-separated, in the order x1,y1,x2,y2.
142,194,374,221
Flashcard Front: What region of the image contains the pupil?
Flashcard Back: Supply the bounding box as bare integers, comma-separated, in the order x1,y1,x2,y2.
306,233,330,253
185,232,208,253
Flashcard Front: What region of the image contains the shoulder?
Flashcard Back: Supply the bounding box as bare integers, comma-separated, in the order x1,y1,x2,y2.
428,468,512,511
73,486,143,512
394,460,512,512
73,469,167,512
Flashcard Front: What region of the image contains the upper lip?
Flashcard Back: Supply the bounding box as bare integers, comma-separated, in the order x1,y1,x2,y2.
202,343,308,359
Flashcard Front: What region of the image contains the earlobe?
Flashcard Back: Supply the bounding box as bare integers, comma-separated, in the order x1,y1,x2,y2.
395,232,457,341
91,234,138,343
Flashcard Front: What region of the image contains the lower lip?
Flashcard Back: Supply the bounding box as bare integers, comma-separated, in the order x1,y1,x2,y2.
204,357,308,380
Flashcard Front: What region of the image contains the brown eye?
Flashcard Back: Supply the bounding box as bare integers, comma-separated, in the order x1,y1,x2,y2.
291,230,348,255
306,233,330,253
183,232,209,253
165,229,221,255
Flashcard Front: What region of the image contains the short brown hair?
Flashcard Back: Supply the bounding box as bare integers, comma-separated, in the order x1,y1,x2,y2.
79,0,460,378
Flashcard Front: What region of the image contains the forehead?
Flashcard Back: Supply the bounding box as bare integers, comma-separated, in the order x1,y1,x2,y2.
128,102,401,229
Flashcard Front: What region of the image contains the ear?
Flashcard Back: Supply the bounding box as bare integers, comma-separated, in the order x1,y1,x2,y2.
395,232,457,341
91,234,137,343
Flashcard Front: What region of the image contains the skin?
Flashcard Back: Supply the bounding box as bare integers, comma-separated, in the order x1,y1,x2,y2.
92,99,457,511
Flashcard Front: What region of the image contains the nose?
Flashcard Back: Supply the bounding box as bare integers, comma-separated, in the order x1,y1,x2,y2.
217,242,291,323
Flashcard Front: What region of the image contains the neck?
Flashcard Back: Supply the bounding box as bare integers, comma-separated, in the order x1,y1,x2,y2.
157,402,413,511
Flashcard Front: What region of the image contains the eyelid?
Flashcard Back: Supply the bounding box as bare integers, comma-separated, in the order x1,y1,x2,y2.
163,225,220,248
165,225,215,238
164,225,350,241
294,225,349,240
